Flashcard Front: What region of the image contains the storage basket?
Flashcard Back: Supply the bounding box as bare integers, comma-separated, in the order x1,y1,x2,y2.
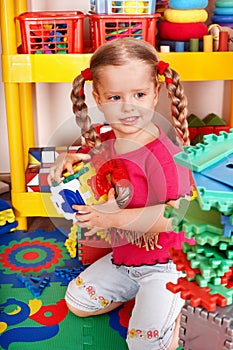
16,11,85,54
88,12,160,51
90,0,157,14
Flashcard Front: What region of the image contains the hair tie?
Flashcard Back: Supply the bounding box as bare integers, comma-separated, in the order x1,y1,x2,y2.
165,77,173,84
78,88,84,96
81,68,93,81
157,61,169,75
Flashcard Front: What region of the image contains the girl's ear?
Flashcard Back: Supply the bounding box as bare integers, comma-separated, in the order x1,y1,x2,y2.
153,85,160,107
92,90,103,112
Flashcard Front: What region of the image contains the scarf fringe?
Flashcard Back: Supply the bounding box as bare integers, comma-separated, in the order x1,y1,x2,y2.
106,228,162,251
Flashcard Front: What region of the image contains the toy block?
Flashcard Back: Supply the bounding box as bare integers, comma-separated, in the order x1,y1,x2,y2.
179,303,233,350
174,129,233,172
164,198,223,235
28,147,42,164
41,148,55,164
166,277,227,311
25,165,40,186
198,126,214,136
39,167,50,186
18,273,50,297
187,114,205,127
214,125,230,135
27,186,40,192
203,113,226,126
188,127,198,141
221,215,233,238
169,248,200,278
55,266,85,282
0,199,18,233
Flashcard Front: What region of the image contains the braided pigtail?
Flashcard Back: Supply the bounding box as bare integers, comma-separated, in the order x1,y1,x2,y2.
70,68,102,151
157,61,190,146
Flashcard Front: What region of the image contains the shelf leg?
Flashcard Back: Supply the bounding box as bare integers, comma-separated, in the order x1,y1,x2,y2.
229,81,233,128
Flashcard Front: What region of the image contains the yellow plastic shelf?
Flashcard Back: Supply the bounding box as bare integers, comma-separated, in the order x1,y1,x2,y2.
2,52,233,83
12,192,63,217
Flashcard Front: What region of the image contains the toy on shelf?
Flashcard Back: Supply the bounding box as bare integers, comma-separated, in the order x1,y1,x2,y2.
164,129,233,349
211,0,233,29
90,0,157,14
16,11,85,54
88,12,160,50
187,113,230,145
157,0,209,52
0,199,18,234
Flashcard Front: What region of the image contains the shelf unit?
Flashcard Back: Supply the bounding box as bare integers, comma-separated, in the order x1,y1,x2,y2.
1,0,233,229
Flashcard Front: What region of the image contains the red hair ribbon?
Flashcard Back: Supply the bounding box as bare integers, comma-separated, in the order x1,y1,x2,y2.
81,68,93,81
165,77,173,84
157,61,169,75
78,88,84,96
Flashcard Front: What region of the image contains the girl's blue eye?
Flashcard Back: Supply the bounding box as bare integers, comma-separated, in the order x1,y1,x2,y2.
135,92,145,98
110,95,121,101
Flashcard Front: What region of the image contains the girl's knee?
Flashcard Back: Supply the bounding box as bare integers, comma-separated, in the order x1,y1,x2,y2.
66,301,93,317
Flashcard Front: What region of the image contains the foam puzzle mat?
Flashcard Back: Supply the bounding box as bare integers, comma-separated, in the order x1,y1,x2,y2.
0,228,129,349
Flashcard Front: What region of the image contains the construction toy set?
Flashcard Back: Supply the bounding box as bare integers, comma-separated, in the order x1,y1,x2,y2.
164,129,233,349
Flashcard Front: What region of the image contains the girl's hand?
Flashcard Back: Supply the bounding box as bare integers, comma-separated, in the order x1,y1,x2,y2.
48,152,91,185
73,188,120,236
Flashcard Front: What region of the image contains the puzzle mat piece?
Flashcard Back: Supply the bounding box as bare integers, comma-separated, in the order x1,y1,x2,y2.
201,154,233,188
0,282,128,350
174,129,233,172
179,303,233,350
193,172,233,215
166,277,227,312
164,198,223,235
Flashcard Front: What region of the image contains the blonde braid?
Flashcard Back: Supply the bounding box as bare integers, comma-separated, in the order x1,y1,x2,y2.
70,74,102,150
162,67,190,146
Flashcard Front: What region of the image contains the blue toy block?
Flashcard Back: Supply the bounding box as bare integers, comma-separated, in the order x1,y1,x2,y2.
18,274,50,297
221,215,233,238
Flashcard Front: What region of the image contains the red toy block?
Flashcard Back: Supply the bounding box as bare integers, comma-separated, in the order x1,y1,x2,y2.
166,277,227,311
188,127,198,141
78,237,112,265
198,126,214,136
169,248,200,278
213,125,230,135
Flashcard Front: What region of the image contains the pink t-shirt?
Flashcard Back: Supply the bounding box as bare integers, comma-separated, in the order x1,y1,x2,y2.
100,128,191,266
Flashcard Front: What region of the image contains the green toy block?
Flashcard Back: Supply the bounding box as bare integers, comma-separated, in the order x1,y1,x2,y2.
164,198,223,236
187,114,205,127
203,113,226,126
174,129,233,172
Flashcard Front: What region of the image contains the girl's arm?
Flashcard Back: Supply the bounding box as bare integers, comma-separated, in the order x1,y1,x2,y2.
73,189,182,235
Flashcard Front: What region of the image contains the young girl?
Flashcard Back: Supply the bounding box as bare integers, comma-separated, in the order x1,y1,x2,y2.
49,37,191,350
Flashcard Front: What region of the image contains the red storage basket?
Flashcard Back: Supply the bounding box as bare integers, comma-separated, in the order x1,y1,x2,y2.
16,11,85,54
88,12,160,51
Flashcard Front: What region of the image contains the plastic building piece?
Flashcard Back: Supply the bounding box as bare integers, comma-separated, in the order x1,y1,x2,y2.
50,161,108,221
187,114,205,127
221,215,233,237
164,198,223,235
166,277,227,311
0,199,18,233
18,274,50,297
55,266,85,282
174,129,233,172
203,113,226,126
65,223,78,258
179,303,233,350
169,248,200,278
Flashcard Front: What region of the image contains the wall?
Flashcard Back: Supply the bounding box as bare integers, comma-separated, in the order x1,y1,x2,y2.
0,0,230,172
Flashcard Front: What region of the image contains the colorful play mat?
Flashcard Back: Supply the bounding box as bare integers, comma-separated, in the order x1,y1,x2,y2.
0,228,130,349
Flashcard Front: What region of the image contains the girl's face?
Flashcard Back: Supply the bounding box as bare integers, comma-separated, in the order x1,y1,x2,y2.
92,60,159,140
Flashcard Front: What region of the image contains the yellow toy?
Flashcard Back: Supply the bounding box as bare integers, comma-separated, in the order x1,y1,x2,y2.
122,1,146,13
